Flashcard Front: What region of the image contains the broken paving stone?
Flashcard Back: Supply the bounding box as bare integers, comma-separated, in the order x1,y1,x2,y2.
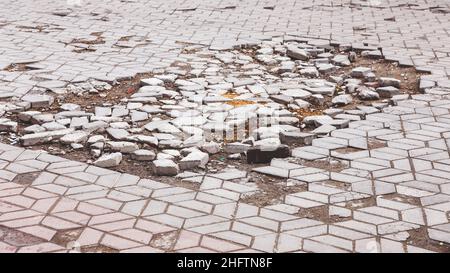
21,94,54,108
201,141,221,154
131,135,158,146
0,118,18,132
152,159,179,176
106,128,130,140
95,107,112,117
280,131,315,145
179,151,209,170
31,114,54,124
247,144,290,164
23,124,45,134
224,142,251,154
111,107,129,117
109,122,130,129
131,149,156,161
312,124,336,135
364,72,377,82
94,153,122,168
332,94,353,106
358,86,380,100
303,115,333,127
87,135,106,144
317,63,336,73
294,99,310,109
376,86,400,98
286,45,309,61
363,50,383,59
106,141,139,153
131,111,149,122
82,121,108,133
270,94,294,104
299,67,319,77
379,77,401,88
323,108,343,117
141,78,164,86
17,111,41,122
70,117,89,129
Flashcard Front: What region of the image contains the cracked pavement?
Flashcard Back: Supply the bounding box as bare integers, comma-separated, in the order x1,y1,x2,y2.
0,0,450,253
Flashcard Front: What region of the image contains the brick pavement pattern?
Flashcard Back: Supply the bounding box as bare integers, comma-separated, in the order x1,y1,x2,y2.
0,0,450,252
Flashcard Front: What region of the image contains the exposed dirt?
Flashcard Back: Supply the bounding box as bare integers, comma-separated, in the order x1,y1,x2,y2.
407,227,450,253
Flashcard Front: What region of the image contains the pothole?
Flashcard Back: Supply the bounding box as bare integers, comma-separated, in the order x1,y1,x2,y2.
12,172,41,185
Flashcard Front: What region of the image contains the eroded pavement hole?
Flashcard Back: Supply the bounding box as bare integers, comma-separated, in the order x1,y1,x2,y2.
12,172,41,185
3,63,40,72
0,37,426,186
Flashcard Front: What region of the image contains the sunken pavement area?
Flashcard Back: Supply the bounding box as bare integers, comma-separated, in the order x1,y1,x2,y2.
0,0,450,253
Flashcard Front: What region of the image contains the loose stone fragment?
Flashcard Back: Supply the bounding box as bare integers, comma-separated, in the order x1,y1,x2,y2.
0,118,18,132
379,77,401,88
107,141,139,153
131,149,156,161
60,131,89,144
332,94,353,105
224,142,251,154
22,94,54,108
94,153,122,168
